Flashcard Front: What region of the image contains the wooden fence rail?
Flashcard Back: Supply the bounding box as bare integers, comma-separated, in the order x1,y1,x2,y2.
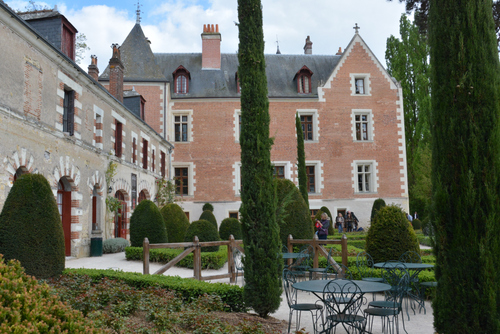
142,234,348,283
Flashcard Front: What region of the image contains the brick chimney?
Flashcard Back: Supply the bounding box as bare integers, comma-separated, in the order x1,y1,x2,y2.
336,47,343,56
304,36,312,54
201,24,221,70
108,44,124,102
88,55,99,81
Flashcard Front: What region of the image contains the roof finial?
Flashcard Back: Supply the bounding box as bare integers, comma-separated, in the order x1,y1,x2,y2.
136,0,142,24
353,23,360,34
276,35,281,55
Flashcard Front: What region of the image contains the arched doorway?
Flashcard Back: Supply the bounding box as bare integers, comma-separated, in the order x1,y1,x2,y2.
138,190,147,204
13,166,28,183
57,178,72,256
114,191,127,238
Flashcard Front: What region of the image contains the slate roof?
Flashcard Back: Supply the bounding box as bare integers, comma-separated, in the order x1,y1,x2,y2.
100,24,341,98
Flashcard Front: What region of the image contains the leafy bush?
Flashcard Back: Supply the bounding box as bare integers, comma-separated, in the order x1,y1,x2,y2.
0,173,64,279
219,218,242,240
202,202,214,212
0,255,105,333
275,178,314,245
412,218,422,230
370,198,386,221
184,220,220,252
160,203,190,243
103,237,130,253
199,210,218,229
129,200,167,247
365,205,420,263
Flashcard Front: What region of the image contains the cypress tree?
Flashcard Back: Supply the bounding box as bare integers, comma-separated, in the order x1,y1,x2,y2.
237,0,282,317
296,113,309,209
429,0,500,332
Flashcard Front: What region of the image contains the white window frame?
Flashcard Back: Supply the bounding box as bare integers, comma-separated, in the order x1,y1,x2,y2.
350,73,371,96
351,109,374,142
233,161,242,196
352,160,379,194
171,110,193,143
172,162,195,197
304,160,324,194
272,161,292,180
234,109,241,143
297,109,319,142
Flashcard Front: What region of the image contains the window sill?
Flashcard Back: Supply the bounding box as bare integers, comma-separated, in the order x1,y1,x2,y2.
353,140,374,143
351,93,372,97
304,140,319,144
91,229,102,235
308,192,322,196
174,141,191,144
354,191,377,195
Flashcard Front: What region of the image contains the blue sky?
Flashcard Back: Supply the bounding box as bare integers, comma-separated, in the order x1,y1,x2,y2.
6,0,409,73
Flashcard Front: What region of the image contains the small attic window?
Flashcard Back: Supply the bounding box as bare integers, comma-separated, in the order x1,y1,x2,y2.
235,72,241,93
295,66,313,94
173,66,190,94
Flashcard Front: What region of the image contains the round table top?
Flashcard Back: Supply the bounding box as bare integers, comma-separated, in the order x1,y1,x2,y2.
374,262,434,270
282,252,302,259
293,279,391,294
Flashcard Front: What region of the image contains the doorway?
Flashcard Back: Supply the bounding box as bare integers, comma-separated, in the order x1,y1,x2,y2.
57,178,72,256
114,191,127,238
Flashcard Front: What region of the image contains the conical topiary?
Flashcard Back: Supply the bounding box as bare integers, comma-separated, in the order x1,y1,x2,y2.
370,198,386,222
219,218,242,241
0,173,65,279
202,203,214,212
199,210,217,229
160,203,190,243
184,219,220,252
129,200,167,247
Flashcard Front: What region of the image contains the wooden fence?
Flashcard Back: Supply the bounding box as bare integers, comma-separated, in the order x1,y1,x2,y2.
142,234,348,283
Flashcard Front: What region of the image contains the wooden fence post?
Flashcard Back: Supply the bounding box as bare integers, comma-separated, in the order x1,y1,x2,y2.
228,235,235,283
193,236,201,280
143,237,150,275
341,234,348,268
312,234,319,269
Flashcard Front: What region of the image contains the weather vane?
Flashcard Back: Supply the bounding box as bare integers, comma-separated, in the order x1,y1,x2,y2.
136,0,142,24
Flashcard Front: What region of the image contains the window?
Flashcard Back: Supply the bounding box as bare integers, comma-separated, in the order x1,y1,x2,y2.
142,139,148,170
229,211,239,219
235,72,241,93
301,115,313,140
173,66,190,94
310,209,319,219
355,78,364,94
160,151,166,177
295,66,313,94
234,110,242,142
273,166,285,179
175,167,189,195
132,138,137,163
152,149,155,172
92,186,100,231
175,115,188,142
357,163,372,192
352,110,373,141
140,98,145,120
131,173,137,209
350,73,371,96
184,212,190,220
306,166,316,193
115,121,123,157
63,89,75,135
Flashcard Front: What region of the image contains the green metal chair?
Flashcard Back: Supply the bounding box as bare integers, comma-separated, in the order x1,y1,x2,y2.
356,251,384,300
233,248,244,285
290,245,314,281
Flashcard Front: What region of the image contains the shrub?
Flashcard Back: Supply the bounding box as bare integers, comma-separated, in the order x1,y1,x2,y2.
412,218,422,230
161,203,190,243
275,178,314,245
184,220,220,252
370,198,386,221
129,200,167,247
0,173,64,279
219,218,242,240
103,237,129,253
0,255,105,333
202,202,214,212
199,210,218,229
365,205,420,263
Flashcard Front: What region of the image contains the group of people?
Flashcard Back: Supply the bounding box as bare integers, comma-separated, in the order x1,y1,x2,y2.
315,210,360,239
406,212,419,222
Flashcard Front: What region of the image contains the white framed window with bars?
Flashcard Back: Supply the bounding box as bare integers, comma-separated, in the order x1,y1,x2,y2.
352,160,378,193
350,73,371,96
352,109,374,141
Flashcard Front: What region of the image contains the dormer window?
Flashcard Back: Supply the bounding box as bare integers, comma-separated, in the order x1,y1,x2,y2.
173,66,190,94
235,72,241,93
294,66,313,94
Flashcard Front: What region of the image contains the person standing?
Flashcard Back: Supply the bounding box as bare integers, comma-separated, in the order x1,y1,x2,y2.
316,212,330,240
414,212,419,220
335,212,344,234
345,211,354,232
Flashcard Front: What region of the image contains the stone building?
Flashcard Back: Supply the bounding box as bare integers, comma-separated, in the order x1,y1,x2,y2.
0,3,174,257
98,21,409,227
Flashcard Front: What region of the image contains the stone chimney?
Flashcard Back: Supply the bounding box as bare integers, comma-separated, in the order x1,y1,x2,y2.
336,47,343,56
304,36,312,54
108,43,124,102
201,24,221,70
88,55,99,81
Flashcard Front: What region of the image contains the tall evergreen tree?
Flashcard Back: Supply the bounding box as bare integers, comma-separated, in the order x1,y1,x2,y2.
237,0,282,317
295,113,309,209
429,0,500,332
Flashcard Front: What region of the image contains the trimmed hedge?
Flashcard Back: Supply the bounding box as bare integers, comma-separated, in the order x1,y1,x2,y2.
199,210,217,229
61,268,246,312
0,173,65,279
184,220,220,252
125,246,227,269
370,198,386,221
129,200,167,247
219,218,242,241
202,203,214,212
103,237,129,253
161,203,190,243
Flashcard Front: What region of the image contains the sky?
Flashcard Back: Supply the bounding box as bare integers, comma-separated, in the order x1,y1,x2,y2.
6,0,410,74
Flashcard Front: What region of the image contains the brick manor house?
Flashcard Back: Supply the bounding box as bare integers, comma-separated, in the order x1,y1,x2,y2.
97,20,409,226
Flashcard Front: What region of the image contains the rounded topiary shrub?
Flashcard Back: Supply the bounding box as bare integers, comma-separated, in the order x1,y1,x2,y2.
129,200,167,247
412,218,422,230
103,237,129,253
370,198,386,221
366,205,420,263
219,218,242,240
276,178,314,245
184,219,220,252
0,255,104,333
199,210,217,229
0,173,64,279
202,202,214,212
160,203,190,243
